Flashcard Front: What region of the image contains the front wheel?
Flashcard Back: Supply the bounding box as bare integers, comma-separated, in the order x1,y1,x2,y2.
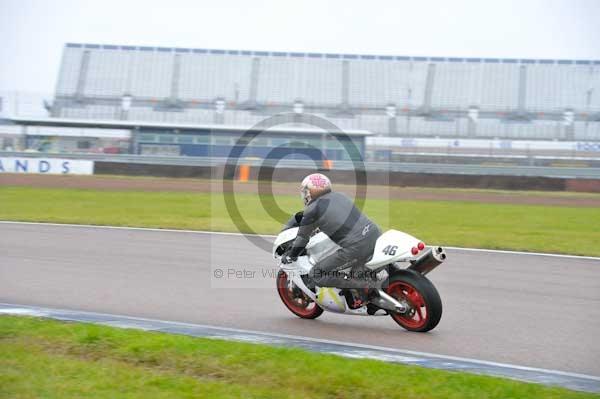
276,270,323,319
386,270,442,332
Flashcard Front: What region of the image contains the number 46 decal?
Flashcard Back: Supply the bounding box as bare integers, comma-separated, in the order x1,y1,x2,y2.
382,245,398,256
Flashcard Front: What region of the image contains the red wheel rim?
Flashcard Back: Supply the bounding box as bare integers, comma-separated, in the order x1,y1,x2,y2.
277,272,320,318
387,281,429,329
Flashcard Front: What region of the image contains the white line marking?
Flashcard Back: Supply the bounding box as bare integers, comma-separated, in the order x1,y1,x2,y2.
443,246,600,261
1,302,599,381
0,308,47,316
0,220,275,238
2,220,599,260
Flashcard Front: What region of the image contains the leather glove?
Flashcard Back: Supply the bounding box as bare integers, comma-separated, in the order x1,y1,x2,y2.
281,253,297,264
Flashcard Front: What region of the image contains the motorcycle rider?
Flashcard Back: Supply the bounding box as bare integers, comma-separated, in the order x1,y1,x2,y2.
281,173,381,304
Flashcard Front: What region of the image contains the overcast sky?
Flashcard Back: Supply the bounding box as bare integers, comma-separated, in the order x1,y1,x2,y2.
1,0,599,93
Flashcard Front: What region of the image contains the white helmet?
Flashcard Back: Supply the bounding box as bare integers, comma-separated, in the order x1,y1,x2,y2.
300,173,332,205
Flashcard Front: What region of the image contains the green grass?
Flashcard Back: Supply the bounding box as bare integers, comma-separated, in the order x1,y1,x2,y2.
1,186,599,256
35,173,600,199
1,316,597,399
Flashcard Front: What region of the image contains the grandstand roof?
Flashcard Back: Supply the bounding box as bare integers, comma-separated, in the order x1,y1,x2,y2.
8,116,373,136
65,43,600,65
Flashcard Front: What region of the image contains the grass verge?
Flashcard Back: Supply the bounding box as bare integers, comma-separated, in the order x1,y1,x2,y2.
1,316,597,399
1,186,599,256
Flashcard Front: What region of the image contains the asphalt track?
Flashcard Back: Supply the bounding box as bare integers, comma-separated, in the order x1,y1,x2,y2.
1,222,599,378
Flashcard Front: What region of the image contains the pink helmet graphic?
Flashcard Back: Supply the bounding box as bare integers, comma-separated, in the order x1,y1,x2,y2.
300,173,332,205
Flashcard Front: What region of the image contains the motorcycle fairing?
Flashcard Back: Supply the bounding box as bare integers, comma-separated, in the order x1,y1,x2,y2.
365,229,421,269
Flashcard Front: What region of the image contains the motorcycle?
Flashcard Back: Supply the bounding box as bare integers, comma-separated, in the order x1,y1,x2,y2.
273,216,447,332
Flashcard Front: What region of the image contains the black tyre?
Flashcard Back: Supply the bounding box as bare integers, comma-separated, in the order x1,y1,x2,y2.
385,270,442,332
276,270,323,319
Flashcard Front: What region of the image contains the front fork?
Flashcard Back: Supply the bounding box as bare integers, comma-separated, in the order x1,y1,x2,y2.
280,263,317,302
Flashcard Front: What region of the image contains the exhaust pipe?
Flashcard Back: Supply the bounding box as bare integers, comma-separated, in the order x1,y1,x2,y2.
407,246,446,275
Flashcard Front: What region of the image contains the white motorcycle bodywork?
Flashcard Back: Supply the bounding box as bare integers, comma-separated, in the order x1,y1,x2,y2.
273,227,423,315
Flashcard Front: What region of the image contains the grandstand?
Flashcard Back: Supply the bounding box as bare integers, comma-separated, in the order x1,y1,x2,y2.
50,43,600,141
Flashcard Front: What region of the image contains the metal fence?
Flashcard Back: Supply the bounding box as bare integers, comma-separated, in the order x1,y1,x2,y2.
2,151,599,179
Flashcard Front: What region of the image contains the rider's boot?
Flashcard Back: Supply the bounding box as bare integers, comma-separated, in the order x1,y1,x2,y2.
350,285,379,308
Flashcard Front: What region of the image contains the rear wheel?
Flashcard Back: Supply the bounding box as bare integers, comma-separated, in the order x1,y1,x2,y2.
386,270,442,332
276,270,323,319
